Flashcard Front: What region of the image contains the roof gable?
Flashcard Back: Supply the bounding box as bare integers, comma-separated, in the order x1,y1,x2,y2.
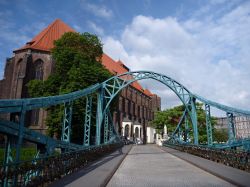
15,19,75,52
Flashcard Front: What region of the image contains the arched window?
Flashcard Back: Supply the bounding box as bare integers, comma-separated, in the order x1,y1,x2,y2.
15,59,24,98
30,59,44,126
31,109,39,125
125,125,129,137
135,127,139,138
34,59,43,80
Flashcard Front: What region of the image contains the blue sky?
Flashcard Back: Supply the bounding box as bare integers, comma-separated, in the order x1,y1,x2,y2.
0,0,250,114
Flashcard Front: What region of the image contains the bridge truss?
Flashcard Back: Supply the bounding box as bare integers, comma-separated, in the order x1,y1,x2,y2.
0,71,250,185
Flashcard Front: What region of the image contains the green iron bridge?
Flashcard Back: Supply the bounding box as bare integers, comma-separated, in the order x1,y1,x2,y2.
0,71,250,186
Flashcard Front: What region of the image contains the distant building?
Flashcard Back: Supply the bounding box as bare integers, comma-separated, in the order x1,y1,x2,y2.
235,116,250,139
215,117,228,130
0,19,161,143
215,116,250,139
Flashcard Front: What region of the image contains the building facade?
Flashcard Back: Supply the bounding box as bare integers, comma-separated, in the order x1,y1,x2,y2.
0,19,160,143
215,117,228,130
216,116,250,139
235,116,250,139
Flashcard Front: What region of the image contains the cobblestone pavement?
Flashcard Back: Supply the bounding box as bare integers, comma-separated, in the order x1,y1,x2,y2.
107,145,235,187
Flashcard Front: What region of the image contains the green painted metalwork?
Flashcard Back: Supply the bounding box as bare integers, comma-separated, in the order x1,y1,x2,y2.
109,120,113,140
107,109,116,140
190,98,199,145
101,71,199,144
172,109,187,140
184,116,189,142
61,101,73,143
24,150,40,185
178,126,182,141
84,96,92,146
3,136,14,187
104,112,109,143
227,112,236,141
0,70,250,186
96,89,103,145
205,104,213,145
194,94,250,116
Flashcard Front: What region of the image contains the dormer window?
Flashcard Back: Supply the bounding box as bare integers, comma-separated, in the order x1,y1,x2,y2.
26,41,35,46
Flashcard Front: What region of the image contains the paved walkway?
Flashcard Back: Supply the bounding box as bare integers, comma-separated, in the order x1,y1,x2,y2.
107,145,235,187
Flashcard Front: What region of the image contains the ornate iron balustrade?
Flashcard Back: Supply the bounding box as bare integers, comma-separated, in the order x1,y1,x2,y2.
0,142,122,186
164,142,250,172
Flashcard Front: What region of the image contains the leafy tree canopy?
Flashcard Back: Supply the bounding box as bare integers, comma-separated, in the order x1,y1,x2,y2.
28,32,112,143
151,103,222,143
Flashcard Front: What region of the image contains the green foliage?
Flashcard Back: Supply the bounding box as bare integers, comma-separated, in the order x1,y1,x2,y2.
0,147,37,163
28,32,112,143
151,103,217,143
152,105,184,133
213,129,228,143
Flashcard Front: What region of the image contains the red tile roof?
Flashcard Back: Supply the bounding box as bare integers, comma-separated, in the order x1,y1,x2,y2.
14,19,75,52
14,19,153,97
144,89,153,96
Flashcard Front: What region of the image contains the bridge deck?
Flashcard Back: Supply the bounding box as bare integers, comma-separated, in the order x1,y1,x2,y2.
107,145,235,187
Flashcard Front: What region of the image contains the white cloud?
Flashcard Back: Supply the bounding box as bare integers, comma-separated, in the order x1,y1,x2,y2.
103,2,250,114
83,2,113,19
87,21,104,35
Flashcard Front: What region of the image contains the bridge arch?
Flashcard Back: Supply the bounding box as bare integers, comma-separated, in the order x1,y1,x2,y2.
100,71,199,144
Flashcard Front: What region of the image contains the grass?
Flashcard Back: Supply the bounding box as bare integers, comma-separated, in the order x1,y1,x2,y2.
0,147,37,164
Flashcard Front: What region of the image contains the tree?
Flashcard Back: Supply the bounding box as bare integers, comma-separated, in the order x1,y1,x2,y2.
152,105,184,134
28,32,112,143
151,103,217,143
213,129,228,143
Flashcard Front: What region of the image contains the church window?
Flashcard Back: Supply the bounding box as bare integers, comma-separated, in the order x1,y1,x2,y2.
34,59,44,80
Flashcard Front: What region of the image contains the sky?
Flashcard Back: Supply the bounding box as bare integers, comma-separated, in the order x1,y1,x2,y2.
0,0,250,115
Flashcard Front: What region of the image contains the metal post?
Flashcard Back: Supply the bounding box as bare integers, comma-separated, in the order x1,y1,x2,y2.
108,109,115,141
13,105,26,185
184,116,189,142
190,98,198,145
61,101,73,143
109,120,113,140
96,89,103,145
16,107,26,162
205,104,213,145
104,112,109,143
84,96,92,146
226,112,235,141
178,126,182,141
172,109,187,140
3,136,14,187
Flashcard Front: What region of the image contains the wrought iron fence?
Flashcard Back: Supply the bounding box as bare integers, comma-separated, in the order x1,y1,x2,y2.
0,142,122,186
164,142,250,172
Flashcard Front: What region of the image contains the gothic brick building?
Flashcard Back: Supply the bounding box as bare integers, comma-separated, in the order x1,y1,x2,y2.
0,19,161,142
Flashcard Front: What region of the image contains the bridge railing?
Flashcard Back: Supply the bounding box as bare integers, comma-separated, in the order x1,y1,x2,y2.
0,82,121,186
0,142,122,186
164,142,250,172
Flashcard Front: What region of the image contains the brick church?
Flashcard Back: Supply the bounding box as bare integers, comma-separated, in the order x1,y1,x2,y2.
0,19,161,142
